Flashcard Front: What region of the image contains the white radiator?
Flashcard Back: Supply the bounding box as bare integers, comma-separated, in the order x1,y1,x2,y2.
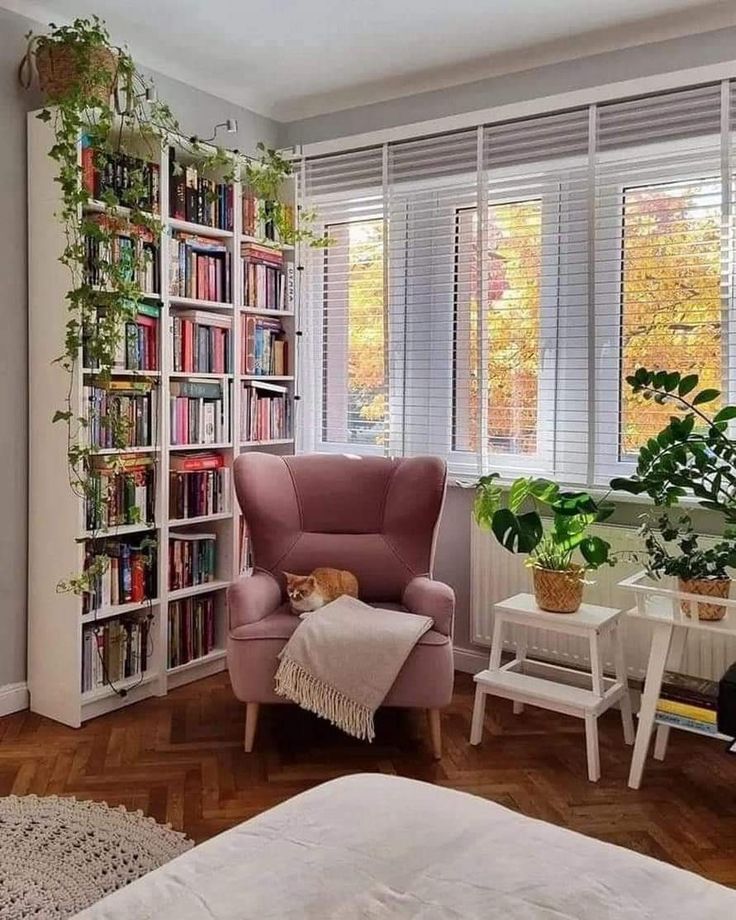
470,521,736,681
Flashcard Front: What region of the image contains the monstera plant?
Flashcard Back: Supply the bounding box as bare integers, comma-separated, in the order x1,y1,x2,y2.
474,474,614,613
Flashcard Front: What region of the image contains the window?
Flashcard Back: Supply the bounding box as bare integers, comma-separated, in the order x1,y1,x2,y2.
454,200,543,456
302,82,731,486
322,220,385,446
619,178,723,456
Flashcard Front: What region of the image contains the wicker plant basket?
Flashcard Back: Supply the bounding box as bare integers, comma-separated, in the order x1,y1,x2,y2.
532,566,584,614
678,576,731,621
35,42,117,103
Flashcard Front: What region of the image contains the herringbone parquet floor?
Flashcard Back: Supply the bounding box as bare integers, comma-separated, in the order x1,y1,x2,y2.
1,672,735,886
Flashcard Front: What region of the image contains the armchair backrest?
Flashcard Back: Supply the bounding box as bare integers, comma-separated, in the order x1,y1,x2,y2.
233,453,447,601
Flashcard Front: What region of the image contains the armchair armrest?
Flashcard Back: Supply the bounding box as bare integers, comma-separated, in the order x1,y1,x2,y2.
402,576,455,636
228,571,282,630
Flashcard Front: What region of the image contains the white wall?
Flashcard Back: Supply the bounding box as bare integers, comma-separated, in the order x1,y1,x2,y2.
0,6,279,691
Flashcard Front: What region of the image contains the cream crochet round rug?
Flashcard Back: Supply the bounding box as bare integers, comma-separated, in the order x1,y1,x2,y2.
0,795,192,919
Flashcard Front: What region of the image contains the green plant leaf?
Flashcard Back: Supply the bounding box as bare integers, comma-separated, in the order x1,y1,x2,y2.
678,374,699,396
693,388,720,406
491,508,543,555
579,536,611,568
713,406,736,424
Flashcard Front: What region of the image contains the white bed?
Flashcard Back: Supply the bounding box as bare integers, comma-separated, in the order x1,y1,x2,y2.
77,773,736,919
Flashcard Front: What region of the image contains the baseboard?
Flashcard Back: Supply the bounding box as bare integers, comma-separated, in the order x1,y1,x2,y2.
454,647,488,674
0,682,29,717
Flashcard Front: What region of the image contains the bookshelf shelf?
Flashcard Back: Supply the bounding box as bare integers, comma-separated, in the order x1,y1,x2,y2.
168,579,230,602
28,112,299,727
652,714,731,743
169,296,234,312
84,200,158,222
82,598,160,624
167,648,226,676
81,671,160,705
169,512,232,527
242,307,295,317
168,217,233,239
169,442,233,451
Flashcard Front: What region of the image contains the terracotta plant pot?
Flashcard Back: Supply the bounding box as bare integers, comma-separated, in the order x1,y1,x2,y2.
35,42,118,103
532,566,584,614
678,576,731,622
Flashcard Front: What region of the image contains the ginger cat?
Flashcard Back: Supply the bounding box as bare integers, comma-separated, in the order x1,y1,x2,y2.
284,568,359,615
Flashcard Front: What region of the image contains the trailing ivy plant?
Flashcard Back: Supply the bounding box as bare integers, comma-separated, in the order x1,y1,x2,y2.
611,367,736,523
473,474,615,572
639,512,736,581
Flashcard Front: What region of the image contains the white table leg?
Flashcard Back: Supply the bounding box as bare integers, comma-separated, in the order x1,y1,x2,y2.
628,621,673,789
653,625,687,762
612,624,635,745
589,631,605,697
489,612,505,671
585,713,600,782
513,625,527,714
470,686,486,745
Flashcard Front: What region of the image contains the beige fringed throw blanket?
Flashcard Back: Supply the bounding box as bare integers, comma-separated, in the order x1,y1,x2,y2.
274,595,432,741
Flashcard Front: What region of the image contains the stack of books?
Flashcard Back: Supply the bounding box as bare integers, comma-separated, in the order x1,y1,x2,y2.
81,615,151,693
242,242,287,311
84,214,159,294
242,316,288,376
169,149,233,230
169,452,230,520
168,594,217,668
656,671,720,736
85,454,156,531
82,139,160,212
169,233,232,302
169,533,217,591
242,191,295,244
169,379,230,445
84,538,157,613
171,310,231,374
84,378,157,448
83,302,160,372
241,381,292,442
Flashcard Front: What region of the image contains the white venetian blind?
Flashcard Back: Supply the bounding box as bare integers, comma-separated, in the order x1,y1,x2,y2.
301,148,385,452
300,80,734,487
593,83,724,483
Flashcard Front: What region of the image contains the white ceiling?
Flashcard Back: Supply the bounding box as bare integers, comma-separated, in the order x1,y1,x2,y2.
6,0,736,121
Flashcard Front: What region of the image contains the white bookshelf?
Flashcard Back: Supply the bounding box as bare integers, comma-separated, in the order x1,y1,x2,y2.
27,110,299,726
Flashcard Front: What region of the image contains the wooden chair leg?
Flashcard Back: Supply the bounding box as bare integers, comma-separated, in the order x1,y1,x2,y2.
244,703,260,753
427,708,442,760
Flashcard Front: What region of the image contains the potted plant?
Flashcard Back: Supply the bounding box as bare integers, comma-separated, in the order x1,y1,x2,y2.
613,367,736,619
638,513,736,621
474,475,614,613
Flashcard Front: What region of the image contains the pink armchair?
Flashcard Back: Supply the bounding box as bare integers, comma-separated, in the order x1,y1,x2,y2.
227,453,455,757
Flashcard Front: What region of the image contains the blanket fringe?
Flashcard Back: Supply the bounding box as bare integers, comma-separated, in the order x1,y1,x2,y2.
274,655,376,741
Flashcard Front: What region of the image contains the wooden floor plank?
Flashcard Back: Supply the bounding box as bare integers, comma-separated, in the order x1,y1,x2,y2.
1,672,735,885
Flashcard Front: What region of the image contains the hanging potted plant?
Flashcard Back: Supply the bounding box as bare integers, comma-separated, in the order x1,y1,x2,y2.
474,475,614,613
638,513,736,621
613,367,736,620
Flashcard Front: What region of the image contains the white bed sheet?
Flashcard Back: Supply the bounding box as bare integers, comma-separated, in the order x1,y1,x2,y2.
77,773,736,919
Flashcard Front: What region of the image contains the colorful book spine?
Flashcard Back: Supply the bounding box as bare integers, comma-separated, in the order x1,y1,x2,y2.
655,711,720,735
168,534,217,590
656,699,718,723
81,615,150,693
167,594,217,668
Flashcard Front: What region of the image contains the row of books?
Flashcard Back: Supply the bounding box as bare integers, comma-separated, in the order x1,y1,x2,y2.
242,192,295,243
655,671,720,736
83,302,160,373
243,316,288,376
168,595,217,669
85,455,156,531
84,216,159,294
84,380,157,449
81,616,151,693
169,233,232,303
170,380,230,445
242,243,288,312
169,453,230,520
169,533,217,591
83,140,160,213
169,149,233,230
171,311,231,374
241,382,292,442
84,539,157,613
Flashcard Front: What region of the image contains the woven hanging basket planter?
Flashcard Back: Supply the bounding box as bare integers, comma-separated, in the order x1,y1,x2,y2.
533,566,584,614
678,576,731,621
34,41,118,103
